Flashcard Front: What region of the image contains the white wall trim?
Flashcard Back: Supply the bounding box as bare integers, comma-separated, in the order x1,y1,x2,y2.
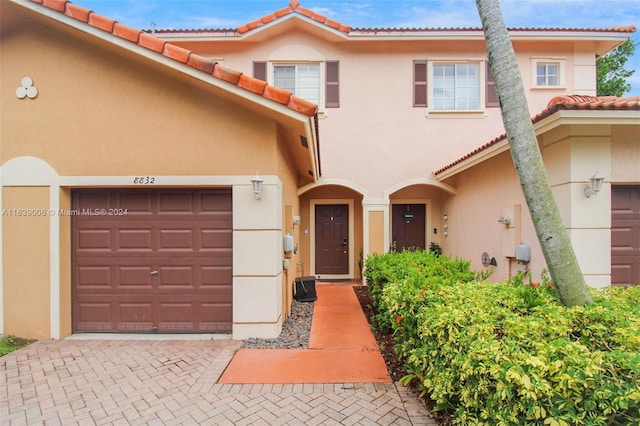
49,185,60,339
310,199,355,280
298,178,368,197
384,177,457,197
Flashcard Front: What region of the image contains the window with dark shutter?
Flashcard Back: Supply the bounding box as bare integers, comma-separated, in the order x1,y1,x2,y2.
253,61,267,82
486,62,499,107
413,60,427,107
325,61,340,108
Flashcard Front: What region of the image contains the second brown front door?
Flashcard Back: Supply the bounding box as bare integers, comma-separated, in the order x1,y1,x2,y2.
315,204,349,275
392,204,426,251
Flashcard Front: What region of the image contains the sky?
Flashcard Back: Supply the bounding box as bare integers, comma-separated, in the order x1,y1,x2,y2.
73,0,640,96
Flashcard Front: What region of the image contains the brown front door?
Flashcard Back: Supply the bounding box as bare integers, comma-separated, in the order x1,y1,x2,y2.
72,188,233,332
612,185,640,286
315,204,349,275
392,204,426,251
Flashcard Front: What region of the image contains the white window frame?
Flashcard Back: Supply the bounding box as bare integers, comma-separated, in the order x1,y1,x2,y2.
427,58,486,116
531,57,566,89
268,61,325,113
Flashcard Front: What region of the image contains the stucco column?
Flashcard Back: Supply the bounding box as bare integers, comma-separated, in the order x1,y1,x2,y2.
232,177,285,339
362,198,390,283
543,124,612,287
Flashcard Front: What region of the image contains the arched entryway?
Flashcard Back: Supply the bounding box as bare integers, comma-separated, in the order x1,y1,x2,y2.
298,181,366,280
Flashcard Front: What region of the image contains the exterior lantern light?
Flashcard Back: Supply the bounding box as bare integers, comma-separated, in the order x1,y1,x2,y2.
584,170,604,198
251,172,263,200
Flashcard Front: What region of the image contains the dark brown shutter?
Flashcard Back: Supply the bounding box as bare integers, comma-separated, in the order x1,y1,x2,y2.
253,61,267,81
326,61,340,108
413,60,427,107
486,61,499,107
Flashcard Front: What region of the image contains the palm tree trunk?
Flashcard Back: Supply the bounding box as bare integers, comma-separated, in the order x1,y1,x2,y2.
475,0,592,306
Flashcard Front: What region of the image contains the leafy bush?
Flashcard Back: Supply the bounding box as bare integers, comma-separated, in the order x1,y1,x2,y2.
364,250,476,333
365,251,640,425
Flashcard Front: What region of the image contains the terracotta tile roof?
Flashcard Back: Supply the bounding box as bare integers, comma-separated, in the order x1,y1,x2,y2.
28,0,318,117
153,0,351,34
434,95,640,176
151,0,634,36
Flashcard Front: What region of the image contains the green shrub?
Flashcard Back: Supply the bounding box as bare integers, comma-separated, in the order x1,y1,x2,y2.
365,252,640,425
364,250,476,333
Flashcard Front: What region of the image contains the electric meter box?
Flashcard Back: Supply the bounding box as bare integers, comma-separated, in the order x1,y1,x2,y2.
516,243,531,262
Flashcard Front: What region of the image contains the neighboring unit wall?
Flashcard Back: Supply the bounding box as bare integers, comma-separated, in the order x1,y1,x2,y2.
1,21,296,339
441,152,542,282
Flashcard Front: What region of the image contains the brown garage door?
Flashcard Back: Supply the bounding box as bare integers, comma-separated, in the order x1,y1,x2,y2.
611,185,640,286
72,189,233,332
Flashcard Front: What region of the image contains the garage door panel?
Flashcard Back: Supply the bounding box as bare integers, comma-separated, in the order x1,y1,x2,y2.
72,189,233,333
201,229,233,249
157,266,195,287
159,229,195,250
117,191,153,213
118,229,153,250
201,191,233,212
119,265,155,287
76,266,112,287
158,191,194,213
76,229,112,251
202,265,233,286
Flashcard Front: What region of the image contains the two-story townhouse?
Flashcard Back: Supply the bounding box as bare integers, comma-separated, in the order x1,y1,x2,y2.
1,0,637,341
157,1,638,286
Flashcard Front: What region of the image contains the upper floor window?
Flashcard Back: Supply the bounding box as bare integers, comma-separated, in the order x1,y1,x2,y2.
274,64,320,105
536,63,559,86
433,63,480,110
253,61,340,109
531,57,565,89
414,59,497,111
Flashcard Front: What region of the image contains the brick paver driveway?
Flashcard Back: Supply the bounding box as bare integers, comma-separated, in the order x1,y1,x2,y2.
1,339,435,425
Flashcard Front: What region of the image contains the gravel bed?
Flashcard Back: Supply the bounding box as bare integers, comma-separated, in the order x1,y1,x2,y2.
241,299,314,349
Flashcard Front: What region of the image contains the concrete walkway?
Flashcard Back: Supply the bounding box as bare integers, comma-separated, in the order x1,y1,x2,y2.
220,283,391,384
0,283,437,425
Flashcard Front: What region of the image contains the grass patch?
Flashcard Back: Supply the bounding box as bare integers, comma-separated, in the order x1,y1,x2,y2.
0,335,35,356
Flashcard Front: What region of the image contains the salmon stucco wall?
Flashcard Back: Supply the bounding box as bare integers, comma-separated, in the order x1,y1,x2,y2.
1,22,278,177
441,152,541,282
612,125,640,182
3,187,51,339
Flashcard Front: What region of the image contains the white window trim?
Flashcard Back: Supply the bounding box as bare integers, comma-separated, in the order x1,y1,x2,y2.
531,56,566,90
426,58,487,116
268,61,326,116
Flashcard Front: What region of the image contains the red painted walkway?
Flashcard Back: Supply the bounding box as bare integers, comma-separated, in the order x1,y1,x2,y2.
218,282,392,384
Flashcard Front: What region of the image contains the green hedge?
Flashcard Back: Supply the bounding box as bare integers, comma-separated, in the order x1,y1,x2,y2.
364,251,640,425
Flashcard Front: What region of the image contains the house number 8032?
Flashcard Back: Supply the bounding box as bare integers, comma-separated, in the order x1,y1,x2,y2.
133,176,156,184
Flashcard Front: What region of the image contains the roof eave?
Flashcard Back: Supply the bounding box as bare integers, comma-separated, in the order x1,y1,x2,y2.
9,0,321,181
435,109,640,181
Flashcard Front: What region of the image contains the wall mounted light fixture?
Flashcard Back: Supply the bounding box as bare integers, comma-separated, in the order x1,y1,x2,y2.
250,172,263,200
584,170,604,198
